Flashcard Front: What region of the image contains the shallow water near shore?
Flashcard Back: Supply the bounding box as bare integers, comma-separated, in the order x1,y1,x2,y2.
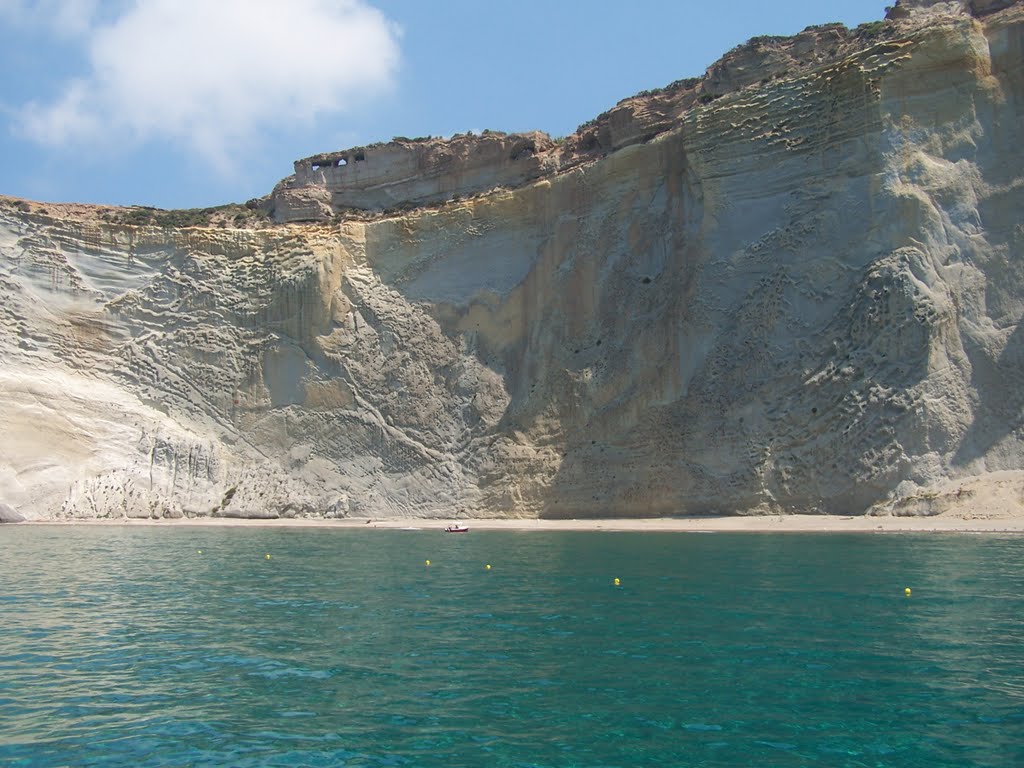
1,527,1022,767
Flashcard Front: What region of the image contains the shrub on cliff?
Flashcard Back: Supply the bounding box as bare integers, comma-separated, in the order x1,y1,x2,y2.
856,20,892,39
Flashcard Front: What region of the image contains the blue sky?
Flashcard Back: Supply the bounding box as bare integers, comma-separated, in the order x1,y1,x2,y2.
0,0,888,210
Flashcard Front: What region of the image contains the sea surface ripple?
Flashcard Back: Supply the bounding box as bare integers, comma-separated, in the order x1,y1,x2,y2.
1,527,1022,766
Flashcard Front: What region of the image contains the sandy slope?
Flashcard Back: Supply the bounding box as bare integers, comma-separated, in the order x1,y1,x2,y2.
21,509,1024,534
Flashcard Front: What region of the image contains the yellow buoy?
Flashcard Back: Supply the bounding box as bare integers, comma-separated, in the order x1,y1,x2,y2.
425,559,431,566
197,550,203,554
613,578,621,587
905,587,912,597
265,553,271,560
485,564,492,570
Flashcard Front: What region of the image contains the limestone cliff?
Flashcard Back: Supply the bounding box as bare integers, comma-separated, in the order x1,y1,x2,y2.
2,0,1023,520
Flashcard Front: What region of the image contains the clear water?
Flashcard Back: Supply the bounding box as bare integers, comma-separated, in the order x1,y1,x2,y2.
1,527,1022,767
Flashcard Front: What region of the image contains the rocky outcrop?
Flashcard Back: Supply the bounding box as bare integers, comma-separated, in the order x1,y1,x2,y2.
0,503,25,523
267,22,904,223
271,132,558,221
2,1,1024,520
268,0,1015,225
888,0,1017,19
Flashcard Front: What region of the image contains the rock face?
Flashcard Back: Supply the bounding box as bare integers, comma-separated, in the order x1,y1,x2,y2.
0,503,25,523
265,19,930,224
271,132,558,221
2,1,1024,520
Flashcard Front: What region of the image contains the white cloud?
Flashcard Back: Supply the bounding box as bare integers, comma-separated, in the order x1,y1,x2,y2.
13,0,401,169
0,0,107,39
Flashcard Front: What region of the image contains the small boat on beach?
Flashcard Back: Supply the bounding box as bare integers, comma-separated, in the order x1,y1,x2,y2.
444,524,469,533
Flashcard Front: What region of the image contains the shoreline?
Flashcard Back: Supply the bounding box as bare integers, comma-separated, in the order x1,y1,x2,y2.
16,513,1024,534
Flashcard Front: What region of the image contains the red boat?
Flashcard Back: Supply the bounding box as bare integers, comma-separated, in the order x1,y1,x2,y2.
444,524,469,533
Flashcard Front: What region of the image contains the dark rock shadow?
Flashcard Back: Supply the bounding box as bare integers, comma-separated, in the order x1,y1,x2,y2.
953,319,1024,466
0,502,25,523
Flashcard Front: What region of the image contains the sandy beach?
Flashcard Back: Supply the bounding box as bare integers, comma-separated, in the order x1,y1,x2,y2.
19,512,1024,534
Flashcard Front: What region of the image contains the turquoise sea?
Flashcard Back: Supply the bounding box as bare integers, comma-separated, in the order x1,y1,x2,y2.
1,527,1022,767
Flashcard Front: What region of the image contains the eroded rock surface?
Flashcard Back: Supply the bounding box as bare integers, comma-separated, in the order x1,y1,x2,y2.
2,1,1023,520
0,503,25,523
